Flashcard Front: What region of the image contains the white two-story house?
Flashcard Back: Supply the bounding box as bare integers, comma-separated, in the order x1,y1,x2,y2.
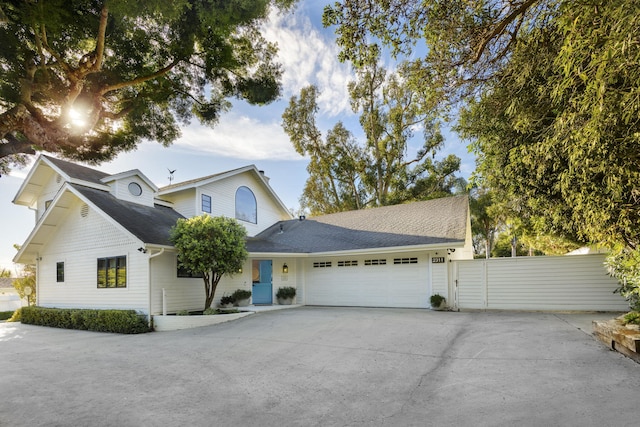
13,155,473,318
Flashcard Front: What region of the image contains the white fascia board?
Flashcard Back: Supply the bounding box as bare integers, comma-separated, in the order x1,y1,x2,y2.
13,182,76,263
308,241,466,257
12,155,46,205
157,165,255,195
247,241,465,259
11,155,70,206
248,252,309,258
101,169,158,192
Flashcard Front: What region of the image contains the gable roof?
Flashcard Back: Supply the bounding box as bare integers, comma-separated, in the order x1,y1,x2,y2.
157,164,292,219
13,155,111,207
72,184,184,246
43,155,110,185
247,195,469,254
14,183,184,264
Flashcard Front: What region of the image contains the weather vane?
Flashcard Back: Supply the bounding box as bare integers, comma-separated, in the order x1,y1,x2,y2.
168,168,176,185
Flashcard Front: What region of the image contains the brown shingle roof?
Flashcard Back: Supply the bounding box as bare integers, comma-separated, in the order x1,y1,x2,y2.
247,195,469,253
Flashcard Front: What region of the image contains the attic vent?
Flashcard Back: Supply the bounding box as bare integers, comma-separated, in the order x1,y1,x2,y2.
56,174,62,184
80,204,89,218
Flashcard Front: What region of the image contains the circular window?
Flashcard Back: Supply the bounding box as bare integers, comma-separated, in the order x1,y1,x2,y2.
128,182,143,196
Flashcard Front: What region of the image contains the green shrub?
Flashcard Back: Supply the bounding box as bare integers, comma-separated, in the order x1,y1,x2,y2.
19,306,151,334
231,289,251,300
176,310,189,316
203,307,217,315
623,311,640,325
220,295,235,305
430,293,446,307
276,286,296,299
0,310,14,321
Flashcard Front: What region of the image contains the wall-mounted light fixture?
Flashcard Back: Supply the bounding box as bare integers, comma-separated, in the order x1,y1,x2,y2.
282,263,289,274
137,247,147,254
238,267,243,274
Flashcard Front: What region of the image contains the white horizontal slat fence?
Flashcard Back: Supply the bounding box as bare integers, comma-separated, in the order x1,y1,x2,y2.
454,255,629,311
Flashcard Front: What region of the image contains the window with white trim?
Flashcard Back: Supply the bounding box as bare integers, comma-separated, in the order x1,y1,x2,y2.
97,256,127,288
235,186,257,223
202,194,211,213
56,262,64,282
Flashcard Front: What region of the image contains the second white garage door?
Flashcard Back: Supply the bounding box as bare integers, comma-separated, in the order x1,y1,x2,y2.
304,254,429,308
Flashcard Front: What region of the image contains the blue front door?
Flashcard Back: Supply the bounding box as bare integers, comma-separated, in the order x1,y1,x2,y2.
252,260,272,304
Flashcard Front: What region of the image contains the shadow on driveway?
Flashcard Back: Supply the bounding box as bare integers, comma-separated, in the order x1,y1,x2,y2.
1,307,638,426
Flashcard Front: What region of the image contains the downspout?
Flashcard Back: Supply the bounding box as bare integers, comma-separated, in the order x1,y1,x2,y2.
147,248,165,327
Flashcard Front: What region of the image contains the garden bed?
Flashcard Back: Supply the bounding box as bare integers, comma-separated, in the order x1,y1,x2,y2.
593,316,640,363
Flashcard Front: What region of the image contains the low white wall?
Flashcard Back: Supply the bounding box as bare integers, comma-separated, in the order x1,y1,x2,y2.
153,312,254,331
454,254,629,311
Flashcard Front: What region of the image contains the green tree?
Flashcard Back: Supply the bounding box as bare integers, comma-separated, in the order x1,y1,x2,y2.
0,0,294,174
469,188,501,259
13,266,36,304
325,0,640,304
170,215,248,310
282,60,460,214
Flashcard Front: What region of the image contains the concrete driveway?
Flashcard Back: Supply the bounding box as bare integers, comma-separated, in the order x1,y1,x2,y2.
1,307,638,426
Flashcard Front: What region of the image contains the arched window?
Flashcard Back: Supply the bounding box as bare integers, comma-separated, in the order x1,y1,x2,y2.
235,186,257,223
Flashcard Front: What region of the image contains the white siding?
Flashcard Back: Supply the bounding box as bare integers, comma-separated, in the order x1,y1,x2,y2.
455,255,629,311
430,256,448,297
304,253,430,308
37,173,64,221
108,176,155,207
37,198,149,313
163,189,197,218
150,255,253,313
198,172,289,236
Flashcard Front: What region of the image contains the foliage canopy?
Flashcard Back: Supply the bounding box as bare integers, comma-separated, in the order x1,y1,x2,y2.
170,215,248,310
325,0,640,304
0,0,294,174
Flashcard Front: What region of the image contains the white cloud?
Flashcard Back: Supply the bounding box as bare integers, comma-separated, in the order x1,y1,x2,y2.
263,9,354,117
174,112,301,161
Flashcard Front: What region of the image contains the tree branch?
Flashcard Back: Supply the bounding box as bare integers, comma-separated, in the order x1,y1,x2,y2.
472,0,540,64
100,59,181,95
91,5,109,72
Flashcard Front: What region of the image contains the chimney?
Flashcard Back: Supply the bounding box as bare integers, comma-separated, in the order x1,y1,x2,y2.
258,170,270,183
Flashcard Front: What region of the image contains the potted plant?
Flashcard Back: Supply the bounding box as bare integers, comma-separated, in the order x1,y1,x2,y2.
231,289,252,307
430,293,446,310
276,286,296,305
219,294,235,308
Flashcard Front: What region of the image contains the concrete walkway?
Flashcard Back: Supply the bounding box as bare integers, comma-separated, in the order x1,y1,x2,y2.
1,307,638,426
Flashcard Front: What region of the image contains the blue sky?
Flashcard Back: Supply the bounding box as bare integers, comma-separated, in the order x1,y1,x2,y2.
0,1,475,274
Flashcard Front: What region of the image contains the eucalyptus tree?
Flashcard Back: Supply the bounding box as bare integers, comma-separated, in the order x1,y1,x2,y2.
282,59,460,214
325,0,640,305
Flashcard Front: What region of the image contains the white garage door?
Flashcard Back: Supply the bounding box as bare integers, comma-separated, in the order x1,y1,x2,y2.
304,255,429,308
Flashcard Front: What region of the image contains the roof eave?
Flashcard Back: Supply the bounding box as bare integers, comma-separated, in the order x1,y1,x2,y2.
248,240,466,258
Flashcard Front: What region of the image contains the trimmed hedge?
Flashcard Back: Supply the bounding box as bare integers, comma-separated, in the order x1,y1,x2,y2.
19,306,151,334
0,310,14,321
